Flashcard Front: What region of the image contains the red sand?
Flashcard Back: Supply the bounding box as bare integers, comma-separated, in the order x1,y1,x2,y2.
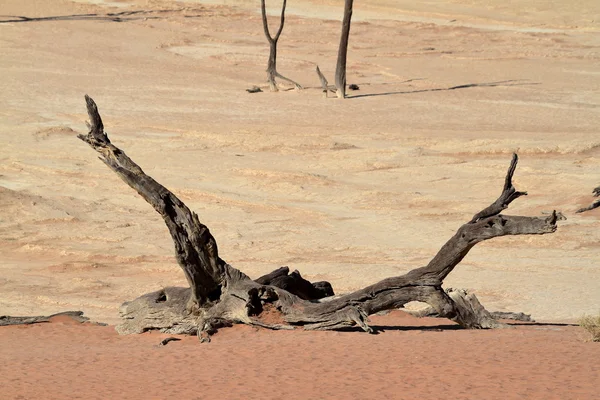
1,311,597,400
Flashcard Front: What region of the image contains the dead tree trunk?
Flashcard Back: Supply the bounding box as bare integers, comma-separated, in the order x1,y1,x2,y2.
79,96,559,340
335,0,353,99
261,0,302,92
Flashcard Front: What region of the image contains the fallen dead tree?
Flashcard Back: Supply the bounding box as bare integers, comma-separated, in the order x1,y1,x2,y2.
78,95,559,341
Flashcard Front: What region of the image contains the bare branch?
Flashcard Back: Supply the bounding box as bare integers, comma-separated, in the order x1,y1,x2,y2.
470,153,527,223
316,65,328,91
577,200,600,213
85,94,105,138
260,0,273,43
576,185,600,213
316,65,335,96
276,154,558,329
79,96,227,307
273,0,287,41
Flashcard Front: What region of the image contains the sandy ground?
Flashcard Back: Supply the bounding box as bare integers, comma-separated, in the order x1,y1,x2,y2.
1,312,599,400
1,0,599,324
0,0,599,397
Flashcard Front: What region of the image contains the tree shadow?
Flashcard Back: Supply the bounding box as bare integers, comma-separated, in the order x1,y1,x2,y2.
347,79,540,99
505,321,579,327
0,8,204,24
333,320,578,334
335,323,463,334
371,324,464,333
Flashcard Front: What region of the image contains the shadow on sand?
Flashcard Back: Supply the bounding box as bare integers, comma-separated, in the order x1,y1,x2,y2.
0,9,204,24
348,79,540,99
335,320,578,334
332,323,461,334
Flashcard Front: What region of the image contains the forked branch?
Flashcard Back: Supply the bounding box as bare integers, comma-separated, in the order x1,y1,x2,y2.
260,0,302,91
469,153,527,223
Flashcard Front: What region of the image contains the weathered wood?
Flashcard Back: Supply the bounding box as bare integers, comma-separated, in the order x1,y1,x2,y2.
402,294,534,323
79,95,232,310
0,311,89,326
158,337,181,346
116,287,197,334
490,311,533,322
445,288,507,328
256,267,334,300
79,96,560,340
469,154,527,223
255,266,291,285
260,0,302,91
246,86,263,93
576,185,600,213
335,0,353,98
315,65,335,97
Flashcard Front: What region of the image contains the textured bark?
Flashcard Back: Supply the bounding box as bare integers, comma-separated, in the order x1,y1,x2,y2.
445,288,507,328
255,266,334,300
335,0,353,99
490,311,533,322
79,95,227,310
261,0,302,91
576,186,600,213
79,96,559,341
405,295,534,323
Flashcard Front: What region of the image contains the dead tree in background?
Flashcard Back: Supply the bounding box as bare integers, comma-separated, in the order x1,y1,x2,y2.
335,0,353,98
261,0,302,91
79,96,559,341
576,186,600,213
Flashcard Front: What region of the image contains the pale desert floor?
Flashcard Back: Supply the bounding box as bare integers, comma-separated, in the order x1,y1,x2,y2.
0,0,599,397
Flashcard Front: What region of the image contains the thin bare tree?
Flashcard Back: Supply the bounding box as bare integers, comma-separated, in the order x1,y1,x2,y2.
261,0,302,91
335,0,353,98
79,96,560,341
